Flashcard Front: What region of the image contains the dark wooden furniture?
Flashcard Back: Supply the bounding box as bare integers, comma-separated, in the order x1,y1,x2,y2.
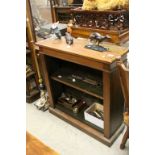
52,6,73,23
51,0,84,23
117,60,129,149
26,68,40,103
26,28,40,103
26,6,40,103
70,27,129,45
36,37,128,146
70,7,129,45
26,132,59,155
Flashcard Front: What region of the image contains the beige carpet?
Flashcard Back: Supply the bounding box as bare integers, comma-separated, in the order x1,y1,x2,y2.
26,100,129,155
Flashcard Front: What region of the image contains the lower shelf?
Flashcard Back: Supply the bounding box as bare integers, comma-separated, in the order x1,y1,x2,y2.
56,104,103,133
49,106,124,146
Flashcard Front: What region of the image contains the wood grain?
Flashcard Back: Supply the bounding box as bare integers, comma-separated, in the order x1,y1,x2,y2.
26,132,59,155
40,54,55,107
71,27,129,45
36,37,128,64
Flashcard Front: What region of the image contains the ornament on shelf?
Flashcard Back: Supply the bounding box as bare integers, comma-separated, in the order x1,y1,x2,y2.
34,90,50,111
50,21,62,39
85,32,111,52
65,32,74,45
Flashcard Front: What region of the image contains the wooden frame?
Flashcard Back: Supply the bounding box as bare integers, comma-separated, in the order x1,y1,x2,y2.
27,0,55,42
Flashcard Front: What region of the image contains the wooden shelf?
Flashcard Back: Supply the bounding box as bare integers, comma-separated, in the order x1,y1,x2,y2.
51,74,103,100
55,104,103,132
49,106,125,146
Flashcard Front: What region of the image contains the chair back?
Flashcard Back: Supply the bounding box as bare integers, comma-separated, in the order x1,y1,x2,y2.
117,61,129,112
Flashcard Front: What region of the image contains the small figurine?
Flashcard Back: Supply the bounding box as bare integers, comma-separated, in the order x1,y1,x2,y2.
89,32,111,46
65,32,74,45
50,21,62,39
34,90,50,111
57,92,87,113
67,20,73,34
85,32,111,52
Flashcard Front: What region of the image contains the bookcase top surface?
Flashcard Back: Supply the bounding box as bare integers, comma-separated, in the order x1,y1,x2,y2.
36,37,128,64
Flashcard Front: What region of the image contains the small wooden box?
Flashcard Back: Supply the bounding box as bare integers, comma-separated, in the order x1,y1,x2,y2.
84,103,104,129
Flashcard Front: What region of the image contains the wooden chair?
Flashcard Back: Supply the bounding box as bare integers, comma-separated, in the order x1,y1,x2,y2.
117,60,129,149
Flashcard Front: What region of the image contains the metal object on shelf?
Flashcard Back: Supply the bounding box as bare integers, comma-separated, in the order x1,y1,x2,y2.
57,92,87,113
88,106,104,120
83,77,98,86
72,74,83,80
96,109,104,119
72,78,76,82
65,32,74,45
71,73,102,87
85,32,111,52
89,109,104,120
73,100,87,114
50,22,62,39
58,75,62,78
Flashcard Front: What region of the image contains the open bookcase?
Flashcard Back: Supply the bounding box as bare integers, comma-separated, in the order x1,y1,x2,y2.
36,37,128,146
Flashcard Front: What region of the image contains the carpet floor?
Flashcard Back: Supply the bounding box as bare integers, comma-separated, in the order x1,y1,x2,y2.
26,100,129,155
